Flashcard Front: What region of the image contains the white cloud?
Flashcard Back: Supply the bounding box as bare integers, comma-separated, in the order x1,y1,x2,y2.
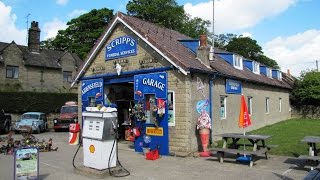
56,0,68,6
184,0,296,34
42,18,68,40
68,9,88,19
0,1,27,45
263,29,320,77
241,32,252,38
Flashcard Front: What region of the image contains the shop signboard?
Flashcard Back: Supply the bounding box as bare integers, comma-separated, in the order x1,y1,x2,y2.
14,147,39,180
81,78,104,108
146,127,164,136
105,35,137,60
225,79,242,94
134,72,167,100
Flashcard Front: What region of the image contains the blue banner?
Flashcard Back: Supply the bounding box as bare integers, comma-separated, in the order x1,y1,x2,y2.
81,78,104,102
105,36,137,60
134,72,167,100
225,79,242,94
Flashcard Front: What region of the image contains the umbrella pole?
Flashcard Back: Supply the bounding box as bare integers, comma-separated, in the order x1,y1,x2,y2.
243,128,246,157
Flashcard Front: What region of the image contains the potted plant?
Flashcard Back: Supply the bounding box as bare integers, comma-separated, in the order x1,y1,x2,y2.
196,110,212,157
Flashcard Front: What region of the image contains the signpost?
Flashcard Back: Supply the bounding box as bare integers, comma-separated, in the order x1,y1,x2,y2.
14,147,39,180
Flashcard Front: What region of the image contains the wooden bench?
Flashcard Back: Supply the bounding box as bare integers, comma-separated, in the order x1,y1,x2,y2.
303,169,320,180
211,147,269,167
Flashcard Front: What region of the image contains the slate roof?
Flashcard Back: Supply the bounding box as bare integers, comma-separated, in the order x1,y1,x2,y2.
0,41,82,69
74,12,293,89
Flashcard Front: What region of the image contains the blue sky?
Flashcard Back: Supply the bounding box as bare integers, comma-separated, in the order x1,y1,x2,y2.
0,0,319,77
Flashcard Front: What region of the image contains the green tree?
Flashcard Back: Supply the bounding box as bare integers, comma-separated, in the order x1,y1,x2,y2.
126,0,210,38
41,8,114,59
213,33,237,49
224,36,279,68
291,70,320,105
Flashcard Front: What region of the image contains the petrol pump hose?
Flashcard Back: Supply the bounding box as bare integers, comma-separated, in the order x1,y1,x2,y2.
72,120,130,177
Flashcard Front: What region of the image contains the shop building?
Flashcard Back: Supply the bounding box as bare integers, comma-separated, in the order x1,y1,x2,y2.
72,12,293,156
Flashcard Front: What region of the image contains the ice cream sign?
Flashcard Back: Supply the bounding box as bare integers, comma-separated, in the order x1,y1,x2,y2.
105,36,137,60
134,72,168,100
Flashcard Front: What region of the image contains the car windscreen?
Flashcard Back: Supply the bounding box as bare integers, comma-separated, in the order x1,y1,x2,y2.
22,114,39,119
61,106,77,113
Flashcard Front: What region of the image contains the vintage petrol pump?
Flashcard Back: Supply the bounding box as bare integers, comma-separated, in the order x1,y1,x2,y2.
81,110,118,170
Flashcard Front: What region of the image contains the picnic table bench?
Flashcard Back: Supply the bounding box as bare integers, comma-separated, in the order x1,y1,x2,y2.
211,133,272,167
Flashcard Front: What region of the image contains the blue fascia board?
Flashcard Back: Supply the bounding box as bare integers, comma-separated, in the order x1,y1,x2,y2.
178,39,199,54
243,59,253,71
80,66,173,81
217,53,233,65
260,66,267,76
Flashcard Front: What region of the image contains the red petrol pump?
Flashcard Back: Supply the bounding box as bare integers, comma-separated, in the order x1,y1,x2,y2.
69,123,80,145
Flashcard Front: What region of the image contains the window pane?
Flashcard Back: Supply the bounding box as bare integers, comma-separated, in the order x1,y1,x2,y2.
63,71,72,83
6,66,19,79
168,91,175,126
220,96,226,119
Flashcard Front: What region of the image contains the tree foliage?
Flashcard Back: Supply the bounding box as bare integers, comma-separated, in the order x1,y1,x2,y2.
291,71,320,105
41,8,114,59
126,0,210,38
215,35,279,68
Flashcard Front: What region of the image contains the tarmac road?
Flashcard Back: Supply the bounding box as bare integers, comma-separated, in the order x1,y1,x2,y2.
0,132,310,180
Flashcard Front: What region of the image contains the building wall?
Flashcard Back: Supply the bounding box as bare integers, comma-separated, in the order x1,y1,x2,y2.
212,77,291,140
0,44,78,93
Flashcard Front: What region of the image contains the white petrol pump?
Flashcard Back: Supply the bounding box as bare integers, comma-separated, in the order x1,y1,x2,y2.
82,110,117,170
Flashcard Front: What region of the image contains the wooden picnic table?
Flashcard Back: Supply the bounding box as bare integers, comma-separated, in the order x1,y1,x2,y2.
211,133,272,167
301,136,320,156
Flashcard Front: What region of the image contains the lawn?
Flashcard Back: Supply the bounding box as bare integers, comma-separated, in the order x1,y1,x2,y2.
249,118,320,157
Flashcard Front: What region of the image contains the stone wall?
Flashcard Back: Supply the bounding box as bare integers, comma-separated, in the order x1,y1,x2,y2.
292,105,320,119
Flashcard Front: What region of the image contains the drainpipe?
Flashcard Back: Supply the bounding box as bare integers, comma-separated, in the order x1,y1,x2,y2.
209,74,216,145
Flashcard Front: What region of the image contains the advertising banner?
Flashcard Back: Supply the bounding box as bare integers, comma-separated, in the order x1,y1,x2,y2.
14,147,39,180
81,78,104,106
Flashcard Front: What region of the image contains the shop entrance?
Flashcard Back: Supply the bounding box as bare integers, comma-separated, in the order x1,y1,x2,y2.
104,83,135,141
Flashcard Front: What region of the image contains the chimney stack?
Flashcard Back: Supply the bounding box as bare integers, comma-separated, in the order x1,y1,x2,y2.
287,69,291,76
28,21,41,53
196,35,211,67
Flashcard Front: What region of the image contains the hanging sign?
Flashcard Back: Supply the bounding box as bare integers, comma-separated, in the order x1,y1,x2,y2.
105,36,137,60
14,147,39,180
81,78,104,102
225,79,242,94
146,127,164,136
134,72,167,100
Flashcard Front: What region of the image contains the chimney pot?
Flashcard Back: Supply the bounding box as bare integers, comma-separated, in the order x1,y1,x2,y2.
287,69,291,76
199,35,207,47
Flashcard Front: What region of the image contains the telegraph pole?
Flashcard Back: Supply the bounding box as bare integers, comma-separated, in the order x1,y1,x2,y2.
316,60,319,72
209,0,215,61
25,13,31,44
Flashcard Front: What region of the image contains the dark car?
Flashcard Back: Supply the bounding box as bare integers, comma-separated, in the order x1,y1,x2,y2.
0,109,12,133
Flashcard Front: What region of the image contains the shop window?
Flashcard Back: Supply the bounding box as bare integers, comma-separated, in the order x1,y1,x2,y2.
220,96,227,119
63,71,72,83
248,97,252,115
145,94,156,125
168,91,175,126
265,97,269,114
233,55,243,70
279,98,282,112
253,62,260,74
6,66,19,79
88,97,96,107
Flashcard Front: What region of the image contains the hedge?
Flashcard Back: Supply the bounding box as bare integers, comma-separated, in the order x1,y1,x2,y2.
0,92,77,113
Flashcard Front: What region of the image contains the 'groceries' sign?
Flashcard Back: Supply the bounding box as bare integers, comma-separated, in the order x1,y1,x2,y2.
105,36,137,60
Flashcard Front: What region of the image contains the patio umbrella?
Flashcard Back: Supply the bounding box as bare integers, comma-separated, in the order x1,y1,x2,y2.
238,94,251,134
238,94,252,161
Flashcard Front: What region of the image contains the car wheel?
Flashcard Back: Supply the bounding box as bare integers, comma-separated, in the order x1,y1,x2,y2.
36,126,41,134
4,124,10,133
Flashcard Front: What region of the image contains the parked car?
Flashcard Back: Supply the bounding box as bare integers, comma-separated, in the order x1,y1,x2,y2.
14,112,48,134
0,109,12,133
53,101,78,132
